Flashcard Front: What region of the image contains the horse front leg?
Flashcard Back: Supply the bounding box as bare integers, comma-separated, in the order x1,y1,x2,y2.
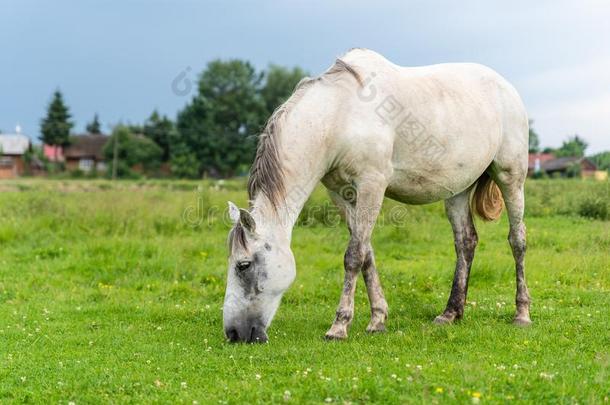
324,238,365,340
362,245,388,332
325,178,387,340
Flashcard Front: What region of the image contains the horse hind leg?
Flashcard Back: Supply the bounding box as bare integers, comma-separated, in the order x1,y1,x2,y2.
493,169,531,325
434,188,478,324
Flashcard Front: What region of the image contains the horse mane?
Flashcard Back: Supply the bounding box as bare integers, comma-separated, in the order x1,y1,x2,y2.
247,57,363,210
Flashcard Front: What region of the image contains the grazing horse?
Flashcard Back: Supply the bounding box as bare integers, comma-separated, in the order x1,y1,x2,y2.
223,48,531,343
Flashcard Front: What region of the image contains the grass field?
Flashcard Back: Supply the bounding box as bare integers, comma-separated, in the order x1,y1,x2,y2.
0,179,608,403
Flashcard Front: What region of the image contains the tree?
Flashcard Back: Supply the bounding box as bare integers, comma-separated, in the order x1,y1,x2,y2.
40,90,73,162
86,113,102,134
260,65,307,115
588,151,610,172
103,125,163,177
143,110,174,161
169,143,200,178
528,119,540,153
556,135,588,157
542,146,555,154
174,59,266,177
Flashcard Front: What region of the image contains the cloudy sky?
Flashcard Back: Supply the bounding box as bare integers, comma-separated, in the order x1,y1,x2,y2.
1,0,609,153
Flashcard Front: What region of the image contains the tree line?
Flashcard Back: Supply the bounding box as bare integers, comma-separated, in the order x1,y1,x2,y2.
39,61,609,178
39,61,306,178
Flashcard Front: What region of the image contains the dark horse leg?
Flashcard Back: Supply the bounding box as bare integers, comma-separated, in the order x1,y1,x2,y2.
325,177,388,339
435,188,478,323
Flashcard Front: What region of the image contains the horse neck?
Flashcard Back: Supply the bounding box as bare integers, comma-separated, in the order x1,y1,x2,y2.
251,127,327,242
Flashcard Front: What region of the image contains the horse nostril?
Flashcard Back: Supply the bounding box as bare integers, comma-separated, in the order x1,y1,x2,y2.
225,327,240,343
248,326,268,344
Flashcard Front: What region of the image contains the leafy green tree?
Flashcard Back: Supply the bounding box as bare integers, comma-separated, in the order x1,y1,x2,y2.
555,135,588,157
169,143,200,178
103,125,163,177
260,65,307,115
86,113,102,134
588,151,610,172
542,146,555,154
143,110,174,161
40,90,73,162
528,119,540,153
174,59,266,177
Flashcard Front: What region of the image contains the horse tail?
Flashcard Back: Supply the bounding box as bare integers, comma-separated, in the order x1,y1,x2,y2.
471,171,503,221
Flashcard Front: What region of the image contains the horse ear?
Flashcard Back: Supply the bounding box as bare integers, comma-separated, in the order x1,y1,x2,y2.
239,208,256,233
228,201,256,233
228,201,240,224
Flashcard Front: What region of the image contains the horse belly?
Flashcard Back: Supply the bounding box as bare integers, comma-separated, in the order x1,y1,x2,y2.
385,171,477,204
385,129,497,204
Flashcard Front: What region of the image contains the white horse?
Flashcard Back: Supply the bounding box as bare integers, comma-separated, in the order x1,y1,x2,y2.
223,48,531,343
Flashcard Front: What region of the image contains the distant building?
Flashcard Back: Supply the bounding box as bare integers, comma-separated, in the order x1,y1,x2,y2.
0,127,32,179
528,153,598,178
527,152,556,176
43,144,64,162
45,134,109,172
542,156,597,178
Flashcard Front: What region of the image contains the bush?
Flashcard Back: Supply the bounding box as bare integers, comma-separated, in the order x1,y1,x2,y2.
578,198,608,220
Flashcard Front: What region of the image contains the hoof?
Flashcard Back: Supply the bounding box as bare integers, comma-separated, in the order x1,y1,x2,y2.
366,322,386,333
513,317,532,327
324,325,348,340
433,314,455,325
324,331,348,340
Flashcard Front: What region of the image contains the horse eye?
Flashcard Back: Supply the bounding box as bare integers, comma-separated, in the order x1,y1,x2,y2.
236,260,252,271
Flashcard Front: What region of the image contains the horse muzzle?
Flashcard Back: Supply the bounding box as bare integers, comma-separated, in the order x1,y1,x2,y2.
225,320,268,343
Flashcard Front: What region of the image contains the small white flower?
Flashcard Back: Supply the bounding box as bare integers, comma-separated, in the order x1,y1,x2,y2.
181,382,187,389
324,398,332,403
255,374,261,380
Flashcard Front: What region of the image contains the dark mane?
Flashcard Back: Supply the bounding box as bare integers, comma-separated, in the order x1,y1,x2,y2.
247,57,363,210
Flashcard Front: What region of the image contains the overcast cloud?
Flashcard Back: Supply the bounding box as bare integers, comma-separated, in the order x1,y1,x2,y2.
1,0,609,152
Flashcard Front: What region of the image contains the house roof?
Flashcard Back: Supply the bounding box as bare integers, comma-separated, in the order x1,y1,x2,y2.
0,134,30,155
542,156,597,172
64,134,109,160
528,153,555,169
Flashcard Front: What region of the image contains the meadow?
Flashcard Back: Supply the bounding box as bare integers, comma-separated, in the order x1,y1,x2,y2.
0,178,608,404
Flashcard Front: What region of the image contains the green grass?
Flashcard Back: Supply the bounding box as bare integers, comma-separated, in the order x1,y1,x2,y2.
0,178,608,403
